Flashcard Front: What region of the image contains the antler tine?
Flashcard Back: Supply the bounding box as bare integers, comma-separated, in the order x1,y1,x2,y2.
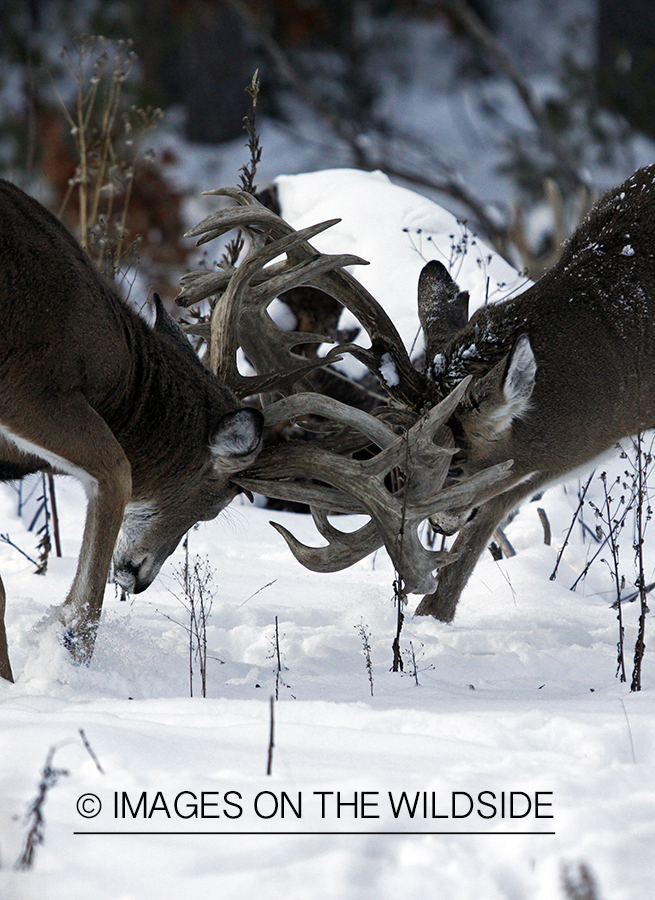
270,509,383,572
184,205,276,246
240,441,455,592
305,267,426,408
236,470,365,514
263,393,402,449
206,224,369,395
184,205,372,395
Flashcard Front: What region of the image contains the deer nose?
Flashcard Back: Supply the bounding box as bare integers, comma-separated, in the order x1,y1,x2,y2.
113,559,153,594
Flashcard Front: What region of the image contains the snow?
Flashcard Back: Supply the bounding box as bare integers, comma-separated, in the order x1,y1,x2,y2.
1,169,654,900
379,353,399,388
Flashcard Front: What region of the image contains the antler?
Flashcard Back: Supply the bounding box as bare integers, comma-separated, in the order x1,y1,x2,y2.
180,187,512,593
235,378,513,593
179,188,426,405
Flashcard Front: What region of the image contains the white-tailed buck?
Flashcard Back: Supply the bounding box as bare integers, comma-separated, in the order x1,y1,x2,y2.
414,164,655,620
180,166,655,626
0,179,267,681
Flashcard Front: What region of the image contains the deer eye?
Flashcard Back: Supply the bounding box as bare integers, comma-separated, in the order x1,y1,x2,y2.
448,466,464,478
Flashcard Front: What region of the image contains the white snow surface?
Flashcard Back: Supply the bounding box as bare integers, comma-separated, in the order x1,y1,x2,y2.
1,169,654,900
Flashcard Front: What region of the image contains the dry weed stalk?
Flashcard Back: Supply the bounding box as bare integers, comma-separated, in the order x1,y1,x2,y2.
14,746,69,871
168,541,216,698
54,35,162,281
356,619,374,696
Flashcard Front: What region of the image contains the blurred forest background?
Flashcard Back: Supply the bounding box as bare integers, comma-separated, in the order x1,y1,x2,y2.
1,0,653,293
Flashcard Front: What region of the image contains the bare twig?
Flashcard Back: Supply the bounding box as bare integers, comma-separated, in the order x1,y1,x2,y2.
266,695,275,776
168,544,216,697
0,533,40,568
593,471,627,682
54,36,162,279
550,471,595,581
537,507,551,546
15,746,69,871
78,728,105,775
356,619,375,696
493,525,516,558
47,473,62,557
225,0,366,165
221,69,263,269
269,615,291,700
630,432,651,692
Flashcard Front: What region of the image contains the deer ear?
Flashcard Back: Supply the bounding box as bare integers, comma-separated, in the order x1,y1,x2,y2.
418,261,469,367
474,334,536,437
503,334,536,410
210,408,264,470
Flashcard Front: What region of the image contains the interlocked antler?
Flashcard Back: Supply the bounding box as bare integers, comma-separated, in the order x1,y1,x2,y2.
235,379,512,593
180,189,511,592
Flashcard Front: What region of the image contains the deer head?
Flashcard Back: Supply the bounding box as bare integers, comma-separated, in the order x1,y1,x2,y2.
414,164,655,620
109,294,265,595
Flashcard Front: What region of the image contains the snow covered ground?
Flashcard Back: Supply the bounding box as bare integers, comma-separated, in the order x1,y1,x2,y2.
1,169,654,900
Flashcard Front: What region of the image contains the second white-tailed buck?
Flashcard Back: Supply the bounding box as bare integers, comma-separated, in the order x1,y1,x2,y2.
415,164,655,620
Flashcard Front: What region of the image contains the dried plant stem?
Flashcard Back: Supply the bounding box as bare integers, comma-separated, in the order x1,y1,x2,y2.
631,433,651,692
167,540,216,698
15,746,69,871
54,36,161,279
221,69,262,269
550,471,595,581
34,474,51,575
47,474,62,557
537,507,551,545
391,577,405,674
266,695,275,776
593,471,628,682
0,533,39,568
273,615,283,700
356,620,374,696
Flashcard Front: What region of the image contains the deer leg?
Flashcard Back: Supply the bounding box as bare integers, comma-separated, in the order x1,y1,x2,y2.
0,395,132,665
415,479,544,622
0,575,13,682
